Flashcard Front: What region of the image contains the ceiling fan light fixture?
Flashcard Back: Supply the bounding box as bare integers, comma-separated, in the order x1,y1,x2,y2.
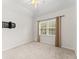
32,0,38,7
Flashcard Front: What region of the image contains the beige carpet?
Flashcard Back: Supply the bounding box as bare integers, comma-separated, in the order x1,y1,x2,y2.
3,42,76,59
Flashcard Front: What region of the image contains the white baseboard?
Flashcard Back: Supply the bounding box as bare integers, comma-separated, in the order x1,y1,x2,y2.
61,46,75,51
2,40,34,51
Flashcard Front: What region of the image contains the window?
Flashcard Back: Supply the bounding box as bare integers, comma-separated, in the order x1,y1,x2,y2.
39,19,56,36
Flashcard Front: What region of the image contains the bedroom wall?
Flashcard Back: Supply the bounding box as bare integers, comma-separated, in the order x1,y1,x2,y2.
2,0,34,51
34,6,76,51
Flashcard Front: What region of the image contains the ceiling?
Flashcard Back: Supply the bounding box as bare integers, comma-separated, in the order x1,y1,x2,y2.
5,0,76,16
24,0,76,16
36,0,76,16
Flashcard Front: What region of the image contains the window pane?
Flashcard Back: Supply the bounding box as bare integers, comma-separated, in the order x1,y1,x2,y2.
49,20,56,27
41,29,46,35
49,28,56,35
41,23,46,29
39,18,56,35
39,21,47,35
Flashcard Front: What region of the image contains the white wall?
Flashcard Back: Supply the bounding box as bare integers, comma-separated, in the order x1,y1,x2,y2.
2,0,34,51
2,0,76,52
35,6,76,51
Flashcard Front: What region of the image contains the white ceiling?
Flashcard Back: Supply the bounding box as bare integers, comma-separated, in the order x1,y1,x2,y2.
6,0,76,16
23,0,76,16
36,0,76,16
